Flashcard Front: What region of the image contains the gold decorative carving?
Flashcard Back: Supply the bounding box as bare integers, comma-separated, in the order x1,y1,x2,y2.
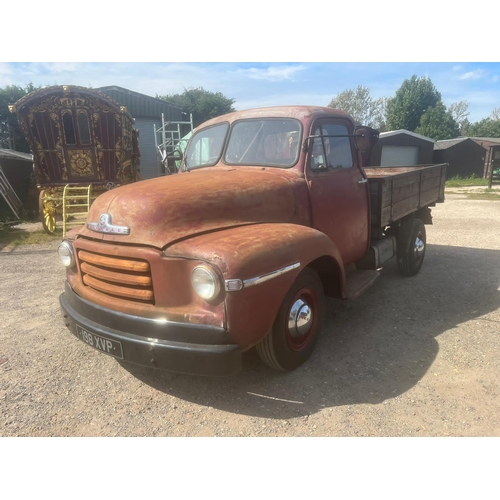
34,155,50,184
68,150,95,178
95,143,104,163
29,97,53,114
59,97,86,107
56,139,68,181
120,118,132,149
32,137,43,152
11,85,140,191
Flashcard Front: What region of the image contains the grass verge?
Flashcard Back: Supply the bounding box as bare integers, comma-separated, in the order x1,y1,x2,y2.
464,190,500,200
445,175,492,188
0,225,63,247
446,189,500,200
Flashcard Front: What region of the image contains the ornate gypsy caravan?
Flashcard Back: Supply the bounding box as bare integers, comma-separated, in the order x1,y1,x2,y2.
10,85,140,234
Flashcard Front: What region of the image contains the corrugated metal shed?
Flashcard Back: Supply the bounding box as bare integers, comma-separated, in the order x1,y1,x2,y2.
97,86,185,120
0,148,35,209
0,149,32,161
96,86,189,179
133,118,164,178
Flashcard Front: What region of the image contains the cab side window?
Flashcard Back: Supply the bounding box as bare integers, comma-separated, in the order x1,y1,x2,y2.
310,123,353,171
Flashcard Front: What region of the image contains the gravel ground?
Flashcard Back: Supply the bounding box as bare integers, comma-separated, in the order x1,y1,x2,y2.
1,192,499,438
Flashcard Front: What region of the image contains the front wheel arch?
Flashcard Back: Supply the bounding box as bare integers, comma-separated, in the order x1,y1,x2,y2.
256,267,326,371
307,255,344,299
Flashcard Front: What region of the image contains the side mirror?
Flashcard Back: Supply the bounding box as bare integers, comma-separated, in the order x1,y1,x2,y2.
354,126,379,152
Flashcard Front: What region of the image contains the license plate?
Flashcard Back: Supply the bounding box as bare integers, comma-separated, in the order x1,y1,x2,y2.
75,325,124,359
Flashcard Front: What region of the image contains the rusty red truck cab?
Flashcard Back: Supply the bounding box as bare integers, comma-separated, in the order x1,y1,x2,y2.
58,106,444,375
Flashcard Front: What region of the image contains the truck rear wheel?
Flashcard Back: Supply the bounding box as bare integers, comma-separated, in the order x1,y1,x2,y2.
256,268,325,371
397,218,426,276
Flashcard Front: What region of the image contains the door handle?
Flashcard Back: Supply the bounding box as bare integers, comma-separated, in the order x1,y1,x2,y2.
358,178,368,184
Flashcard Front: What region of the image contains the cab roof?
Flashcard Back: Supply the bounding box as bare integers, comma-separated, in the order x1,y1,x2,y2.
199,105,354,128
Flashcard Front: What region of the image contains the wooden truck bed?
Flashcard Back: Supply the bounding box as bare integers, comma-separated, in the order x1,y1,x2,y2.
364,164,447,228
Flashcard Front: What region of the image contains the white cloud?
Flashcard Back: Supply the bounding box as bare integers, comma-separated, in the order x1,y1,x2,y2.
233,65,306,82
41,62,80,73
234,92,334,111
459,69,487,81
3,62,500,123
0,63,14,86
443,88,500,122
0,63,13,75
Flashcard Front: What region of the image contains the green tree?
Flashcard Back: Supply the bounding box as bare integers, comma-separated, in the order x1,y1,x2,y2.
0,83,40,152
327,85,387,130
415,102,460,140
158,87,236,128
468,107,500,137
467,117,500,138
386,75,441,132
448,100,470,135
490,107,500,121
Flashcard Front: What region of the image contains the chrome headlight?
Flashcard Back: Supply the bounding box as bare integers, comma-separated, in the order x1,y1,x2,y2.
191,266,221,300
57,241,75,268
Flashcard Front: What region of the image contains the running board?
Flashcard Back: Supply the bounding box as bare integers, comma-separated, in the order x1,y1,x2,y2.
345,270,380,300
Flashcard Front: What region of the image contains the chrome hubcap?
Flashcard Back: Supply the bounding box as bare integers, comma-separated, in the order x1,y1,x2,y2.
414,235,425,258
288,299,313,338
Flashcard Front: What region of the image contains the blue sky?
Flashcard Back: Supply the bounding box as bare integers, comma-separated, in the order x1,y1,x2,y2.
3,4,498,124
1,62,499,123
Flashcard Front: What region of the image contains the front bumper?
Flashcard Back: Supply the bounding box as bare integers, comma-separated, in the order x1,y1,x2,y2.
59,282,242,376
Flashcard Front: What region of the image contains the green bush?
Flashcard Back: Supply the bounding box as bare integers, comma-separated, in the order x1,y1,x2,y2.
446,175,488,187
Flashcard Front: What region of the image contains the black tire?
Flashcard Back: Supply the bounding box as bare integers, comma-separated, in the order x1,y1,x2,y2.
256,267,325,371
397,218,426,276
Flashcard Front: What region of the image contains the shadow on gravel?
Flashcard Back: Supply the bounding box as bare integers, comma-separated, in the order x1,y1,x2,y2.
122,244,500,419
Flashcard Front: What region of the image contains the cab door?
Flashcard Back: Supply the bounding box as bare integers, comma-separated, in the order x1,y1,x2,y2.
305,119,370,264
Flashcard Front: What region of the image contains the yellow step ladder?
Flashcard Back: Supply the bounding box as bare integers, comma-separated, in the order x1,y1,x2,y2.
62,185,92,235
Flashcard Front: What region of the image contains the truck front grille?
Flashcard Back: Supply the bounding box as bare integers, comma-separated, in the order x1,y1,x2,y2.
77,250,154,304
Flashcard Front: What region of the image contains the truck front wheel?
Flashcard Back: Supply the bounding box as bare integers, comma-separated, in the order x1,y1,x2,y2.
256,268,325,371
397,218,426,276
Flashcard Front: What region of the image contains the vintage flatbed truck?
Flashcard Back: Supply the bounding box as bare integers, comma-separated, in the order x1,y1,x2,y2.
58,106,446,376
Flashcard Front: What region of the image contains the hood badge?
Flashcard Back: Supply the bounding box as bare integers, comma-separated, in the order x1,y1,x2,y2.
87,213,130,235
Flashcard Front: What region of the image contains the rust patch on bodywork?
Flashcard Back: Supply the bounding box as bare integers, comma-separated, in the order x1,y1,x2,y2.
67,239,225,329
78,167,301,248
167,223,345,348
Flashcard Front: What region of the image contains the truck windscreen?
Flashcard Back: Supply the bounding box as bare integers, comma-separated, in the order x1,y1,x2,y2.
184,119,302,169
225,119,301,167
